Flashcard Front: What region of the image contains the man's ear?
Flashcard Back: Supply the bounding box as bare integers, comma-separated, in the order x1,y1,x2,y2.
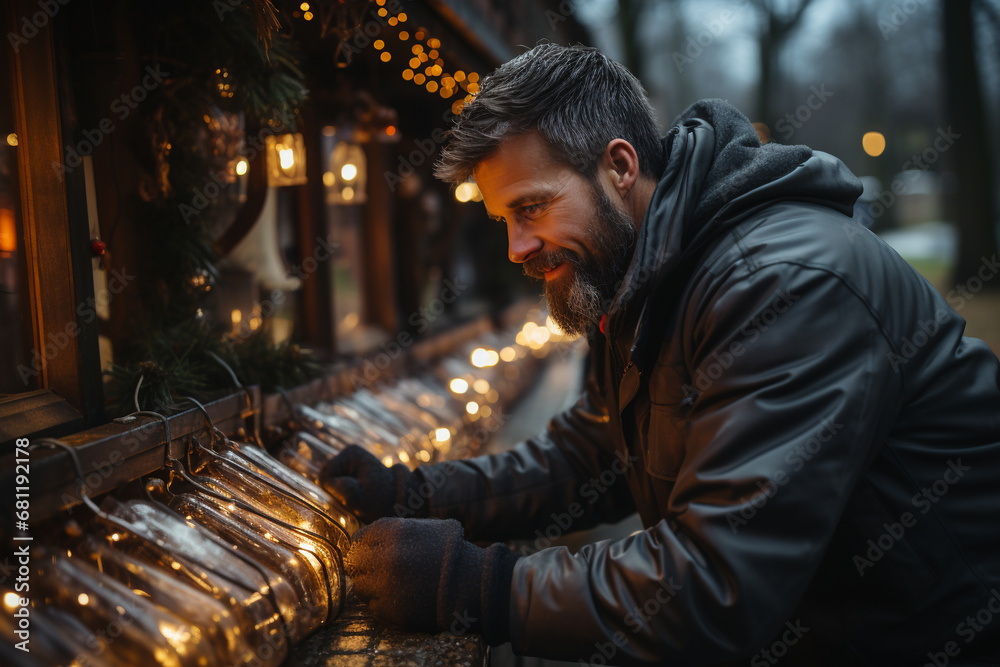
601,139,640,199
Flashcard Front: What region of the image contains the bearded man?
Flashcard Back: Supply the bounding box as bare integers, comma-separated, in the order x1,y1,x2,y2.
322,44,1000,665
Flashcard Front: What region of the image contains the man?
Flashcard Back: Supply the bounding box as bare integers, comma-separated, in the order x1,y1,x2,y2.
322,44,1000,665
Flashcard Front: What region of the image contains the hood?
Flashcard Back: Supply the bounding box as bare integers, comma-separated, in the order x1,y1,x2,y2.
607,98,863,369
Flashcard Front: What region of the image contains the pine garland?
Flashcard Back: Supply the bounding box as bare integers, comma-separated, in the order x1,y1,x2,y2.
106,1,320,416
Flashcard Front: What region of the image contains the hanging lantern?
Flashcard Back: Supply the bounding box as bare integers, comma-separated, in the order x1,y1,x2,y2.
326,141,367,205
265,133,308,186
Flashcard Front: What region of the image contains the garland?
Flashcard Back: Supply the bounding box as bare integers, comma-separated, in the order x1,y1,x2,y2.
106,0,319,415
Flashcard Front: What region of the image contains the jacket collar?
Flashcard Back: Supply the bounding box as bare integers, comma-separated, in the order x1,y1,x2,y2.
603,99,860,374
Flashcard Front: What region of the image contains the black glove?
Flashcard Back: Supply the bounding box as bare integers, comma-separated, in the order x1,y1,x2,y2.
319,445,427,523
345,517,521,646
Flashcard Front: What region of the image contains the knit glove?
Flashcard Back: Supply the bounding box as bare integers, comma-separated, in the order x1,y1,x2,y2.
319,445,427,523
345,517,521,646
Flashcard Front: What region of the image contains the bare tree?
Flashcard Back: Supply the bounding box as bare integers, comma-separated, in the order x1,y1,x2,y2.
944,0,999,287
748,0,819,122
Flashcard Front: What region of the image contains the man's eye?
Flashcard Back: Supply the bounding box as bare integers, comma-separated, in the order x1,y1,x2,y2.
521,204,540,216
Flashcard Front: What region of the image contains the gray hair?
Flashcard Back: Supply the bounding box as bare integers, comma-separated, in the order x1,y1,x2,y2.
434,43,665,185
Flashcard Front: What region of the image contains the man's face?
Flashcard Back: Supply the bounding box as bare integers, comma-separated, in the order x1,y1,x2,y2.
474,132,638,335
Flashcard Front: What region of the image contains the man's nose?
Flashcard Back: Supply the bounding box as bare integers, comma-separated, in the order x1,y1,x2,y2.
507,221,542,264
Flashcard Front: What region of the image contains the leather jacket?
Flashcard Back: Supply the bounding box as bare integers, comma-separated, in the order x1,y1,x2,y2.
422,101,1000,665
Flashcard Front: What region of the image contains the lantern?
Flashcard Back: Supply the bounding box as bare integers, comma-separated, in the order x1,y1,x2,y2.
326,142,367,205
265,133,308,186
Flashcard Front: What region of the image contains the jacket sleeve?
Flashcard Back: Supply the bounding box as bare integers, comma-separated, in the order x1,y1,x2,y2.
509,262,904,664
418,337,637,543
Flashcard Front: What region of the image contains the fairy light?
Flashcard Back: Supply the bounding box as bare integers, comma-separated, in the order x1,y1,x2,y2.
374,39,384,50
449,378,469,393
435,428,450,442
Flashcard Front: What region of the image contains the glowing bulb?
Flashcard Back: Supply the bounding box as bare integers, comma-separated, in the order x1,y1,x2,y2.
466,401,479,415
6,133,17,147
473,379,490,394
435,428,451,442
340,163,357,181
235,159,248,176
78,593,90,605
471,347,491,367
500,347,516,362
323,171,335,187
4,592,21,609
374,39,384,49
342,186,355,201
399,451,410,463
418,450,431,462
231,309,242,325
449,378,469,393
382,456,394,467
455,182,475,202
279,147,295,170
862,131,886,157
380,51,391,62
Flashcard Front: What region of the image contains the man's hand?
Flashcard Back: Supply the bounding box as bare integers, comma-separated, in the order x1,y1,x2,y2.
319,445,425,523
345,517,520,645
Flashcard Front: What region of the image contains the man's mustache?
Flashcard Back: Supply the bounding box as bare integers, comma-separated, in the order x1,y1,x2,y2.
523,250,578,280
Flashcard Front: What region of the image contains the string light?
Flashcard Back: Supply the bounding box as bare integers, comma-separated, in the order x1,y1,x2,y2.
362,9,480,116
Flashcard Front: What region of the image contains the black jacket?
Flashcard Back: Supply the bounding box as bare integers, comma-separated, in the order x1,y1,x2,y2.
423,100,1000,665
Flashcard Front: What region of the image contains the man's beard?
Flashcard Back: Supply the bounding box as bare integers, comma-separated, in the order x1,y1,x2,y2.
523,184,637,336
